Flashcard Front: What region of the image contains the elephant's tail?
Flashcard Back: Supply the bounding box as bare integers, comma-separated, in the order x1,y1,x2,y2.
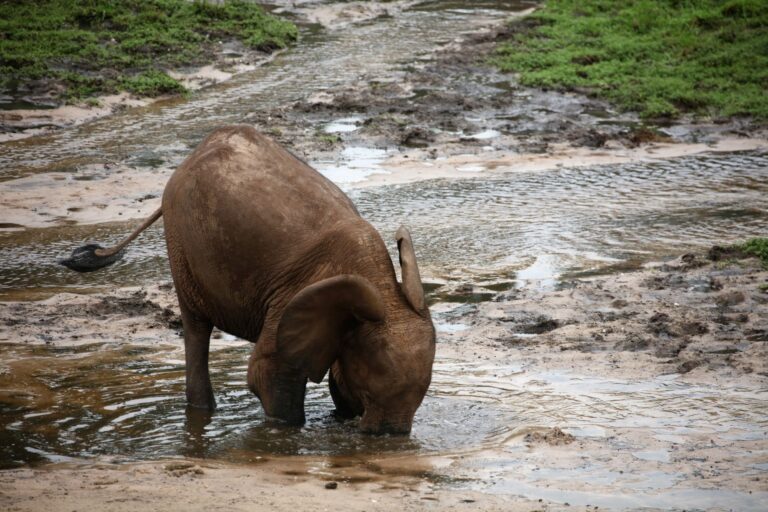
59,207,163,272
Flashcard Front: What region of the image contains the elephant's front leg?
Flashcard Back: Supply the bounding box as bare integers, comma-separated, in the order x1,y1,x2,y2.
179,304,215,410
248,341,307,425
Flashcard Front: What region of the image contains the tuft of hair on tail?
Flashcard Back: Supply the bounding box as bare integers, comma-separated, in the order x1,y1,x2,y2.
59,244,125,272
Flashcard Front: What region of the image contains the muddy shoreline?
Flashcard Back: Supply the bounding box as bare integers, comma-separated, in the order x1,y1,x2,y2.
1,248,766,510
247,20,767,161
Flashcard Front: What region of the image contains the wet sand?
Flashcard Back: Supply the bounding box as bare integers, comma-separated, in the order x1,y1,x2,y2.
0,458,539,512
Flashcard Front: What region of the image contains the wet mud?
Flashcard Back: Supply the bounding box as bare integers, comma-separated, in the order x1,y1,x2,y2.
1,250,767,510
249,10,766,164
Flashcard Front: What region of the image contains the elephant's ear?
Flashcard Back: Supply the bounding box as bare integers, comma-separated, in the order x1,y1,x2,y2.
276,275,385,383
396,226,427,315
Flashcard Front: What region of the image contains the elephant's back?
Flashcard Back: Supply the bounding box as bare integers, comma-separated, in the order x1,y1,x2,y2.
161,125,361,329
164,125,358,230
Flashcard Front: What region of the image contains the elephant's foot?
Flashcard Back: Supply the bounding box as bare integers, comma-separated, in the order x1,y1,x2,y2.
359,406,414,436
186,382,216,410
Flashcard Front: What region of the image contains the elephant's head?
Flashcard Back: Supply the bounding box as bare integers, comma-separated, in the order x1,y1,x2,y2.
258,226,435,435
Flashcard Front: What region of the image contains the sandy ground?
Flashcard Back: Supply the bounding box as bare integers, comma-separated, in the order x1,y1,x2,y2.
0,94,149,143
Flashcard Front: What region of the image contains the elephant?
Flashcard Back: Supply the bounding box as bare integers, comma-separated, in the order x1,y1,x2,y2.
61,125,435,435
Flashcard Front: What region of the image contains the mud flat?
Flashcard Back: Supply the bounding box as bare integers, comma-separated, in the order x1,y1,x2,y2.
249,19,767,168
0,458,537,512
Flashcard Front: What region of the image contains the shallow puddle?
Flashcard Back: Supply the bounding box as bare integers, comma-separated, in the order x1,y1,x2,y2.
0,341,508,467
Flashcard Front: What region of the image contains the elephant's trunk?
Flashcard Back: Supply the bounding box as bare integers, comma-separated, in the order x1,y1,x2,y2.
248,349,308,425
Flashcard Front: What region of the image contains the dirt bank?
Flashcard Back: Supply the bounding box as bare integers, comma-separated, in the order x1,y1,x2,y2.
448,249,768,382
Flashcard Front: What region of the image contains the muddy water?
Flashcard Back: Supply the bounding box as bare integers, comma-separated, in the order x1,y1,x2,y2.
0,341,502,466
351,151,768,284
2,152,767,298
2,340,766,509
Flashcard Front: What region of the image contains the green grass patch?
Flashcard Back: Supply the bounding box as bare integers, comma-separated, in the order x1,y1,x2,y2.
0,0,298,102
316,132,341,144
493,0,768,120
739,237,768,265
121,70,186,97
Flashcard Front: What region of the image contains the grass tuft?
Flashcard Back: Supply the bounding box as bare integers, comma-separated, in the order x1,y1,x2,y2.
739,238,768,265
121,70,186,97
493,0,768,120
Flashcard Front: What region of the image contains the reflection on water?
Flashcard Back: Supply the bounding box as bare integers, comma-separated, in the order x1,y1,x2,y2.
1,340,766,509
0,342,504,468
1,152,767,297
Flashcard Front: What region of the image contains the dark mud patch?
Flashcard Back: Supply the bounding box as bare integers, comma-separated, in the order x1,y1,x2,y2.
524,427,575,446
73,289,181,329
490,310,566,335
0,285,182,345
708,245,751,262
464,248,768,377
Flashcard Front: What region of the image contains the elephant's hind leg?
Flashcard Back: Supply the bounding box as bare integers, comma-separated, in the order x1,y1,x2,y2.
180,304,216,410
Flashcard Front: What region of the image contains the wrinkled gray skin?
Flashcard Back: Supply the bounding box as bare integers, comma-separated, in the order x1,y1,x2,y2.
65,125,436,435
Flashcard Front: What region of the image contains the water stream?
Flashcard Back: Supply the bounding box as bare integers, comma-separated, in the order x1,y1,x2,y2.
1,151,767,298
